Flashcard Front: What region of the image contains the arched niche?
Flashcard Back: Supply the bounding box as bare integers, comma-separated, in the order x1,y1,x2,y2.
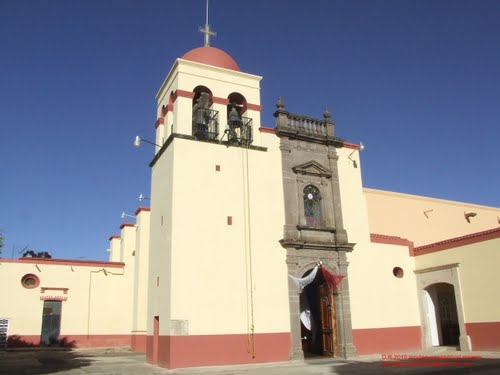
415,264,471,351
192,86,218,140
192,86,213,108
227,92,247,118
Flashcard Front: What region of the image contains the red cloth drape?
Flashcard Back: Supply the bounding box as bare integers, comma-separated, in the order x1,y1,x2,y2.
320,267,345,291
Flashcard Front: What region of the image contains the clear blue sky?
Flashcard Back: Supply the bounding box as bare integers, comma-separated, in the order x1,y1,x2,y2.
1,0,499,260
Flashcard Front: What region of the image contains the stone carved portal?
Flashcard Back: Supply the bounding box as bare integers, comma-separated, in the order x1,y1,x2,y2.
287,255,355,360
276,104,356,360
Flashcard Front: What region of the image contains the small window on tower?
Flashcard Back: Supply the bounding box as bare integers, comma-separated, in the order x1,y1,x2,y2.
303,185,321,226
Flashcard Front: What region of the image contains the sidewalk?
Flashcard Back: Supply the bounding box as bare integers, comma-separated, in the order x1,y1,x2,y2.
171,350,500,375
1,348,499,375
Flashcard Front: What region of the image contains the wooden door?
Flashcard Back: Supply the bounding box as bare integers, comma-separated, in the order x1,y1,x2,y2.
437,292,459,345
319,283,338,356
40,301,62,346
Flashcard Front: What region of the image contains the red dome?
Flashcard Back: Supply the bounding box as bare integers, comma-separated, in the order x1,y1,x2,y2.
181,46,240,71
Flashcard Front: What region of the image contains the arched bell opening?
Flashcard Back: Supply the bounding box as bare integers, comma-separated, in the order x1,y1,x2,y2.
226,92,252,145
300,267,339,357
192,86,218,140
424,283,460,347
227,92,247,118
192,86,213,108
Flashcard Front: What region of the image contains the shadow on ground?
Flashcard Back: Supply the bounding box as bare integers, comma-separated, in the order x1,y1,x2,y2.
0,349,93,375
308,357,500,374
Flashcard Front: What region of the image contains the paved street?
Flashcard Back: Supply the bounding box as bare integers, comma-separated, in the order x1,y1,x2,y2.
1,348,500,375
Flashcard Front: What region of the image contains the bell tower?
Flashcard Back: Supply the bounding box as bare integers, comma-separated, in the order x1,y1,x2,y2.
145,27,292,366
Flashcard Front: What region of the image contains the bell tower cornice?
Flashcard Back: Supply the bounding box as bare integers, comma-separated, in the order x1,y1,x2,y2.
156,59,262,103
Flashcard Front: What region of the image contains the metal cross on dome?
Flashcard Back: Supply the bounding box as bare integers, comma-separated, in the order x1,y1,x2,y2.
198,0,217,46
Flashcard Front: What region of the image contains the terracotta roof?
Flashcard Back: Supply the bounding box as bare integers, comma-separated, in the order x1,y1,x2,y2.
181,46,240,71
414,227,500,255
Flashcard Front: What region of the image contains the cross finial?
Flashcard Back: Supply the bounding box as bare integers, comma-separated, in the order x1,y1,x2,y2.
198,0,217,46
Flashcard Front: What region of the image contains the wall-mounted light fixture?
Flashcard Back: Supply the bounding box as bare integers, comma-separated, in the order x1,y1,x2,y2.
464,211,477,223
133,136,161,148
138,193,150,202
121,212,135,219
348,142,365,168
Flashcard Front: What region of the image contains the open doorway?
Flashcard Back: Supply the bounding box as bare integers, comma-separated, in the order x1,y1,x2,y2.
152,316,159,364
424,283,460,347
300,268,338,357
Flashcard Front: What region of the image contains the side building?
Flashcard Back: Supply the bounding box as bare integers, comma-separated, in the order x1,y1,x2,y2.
365,189,500,352
0,207,151,350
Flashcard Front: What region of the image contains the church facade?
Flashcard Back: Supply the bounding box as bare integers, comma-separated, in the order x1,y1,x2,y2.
1,44,500,369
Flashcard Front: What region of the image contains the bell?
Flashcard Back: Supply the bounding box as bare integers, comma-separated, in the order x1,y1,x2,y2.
228,107,241,129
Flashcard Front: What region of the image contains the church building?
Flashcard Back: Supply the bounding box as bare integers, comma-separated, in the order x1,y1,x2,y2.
1,26,500,371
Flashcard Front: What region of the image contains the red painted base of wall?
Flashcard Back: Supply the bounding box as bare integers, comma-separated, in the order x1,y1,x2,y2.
147,332,290,369
7,335,41,347
146,335,154,363
466,322,500,351
131,334,147,353
7,334,132,348
353,326,421,355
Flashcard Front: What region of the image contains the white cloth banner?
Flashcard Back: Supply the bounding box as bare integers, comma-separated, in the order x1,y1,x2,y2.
299,292,313,330
288,265,319,293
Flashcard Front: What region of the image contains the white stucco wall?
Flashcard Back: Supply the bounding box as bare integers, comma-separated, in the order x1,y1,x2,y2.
0,259,132,339
132,209,151,335
364,188,500,246
337,147,421,330
147,143,175,337
166,136,289,335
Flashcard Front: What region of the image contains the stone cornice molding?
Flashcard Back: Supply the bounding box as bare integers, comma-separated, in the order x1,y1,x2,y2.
280,239,355,252
150,133,268,168
292,161,332,178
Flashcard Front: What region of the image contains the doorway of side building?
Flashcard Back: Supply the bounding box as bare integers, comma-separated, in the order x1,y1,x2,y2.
424,283,460,347
40,300,62,346
152,316,159,364
300,269,338,357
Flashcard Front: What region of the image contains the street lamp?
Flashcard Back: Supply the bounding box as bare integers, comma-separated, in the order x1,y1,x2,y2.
138,193,150,202
133,136,161,148
121,212,135,219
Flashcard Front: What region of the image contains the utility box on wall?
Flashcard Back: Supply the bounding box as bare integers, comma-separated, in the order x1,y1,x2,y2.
0,318,9,350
